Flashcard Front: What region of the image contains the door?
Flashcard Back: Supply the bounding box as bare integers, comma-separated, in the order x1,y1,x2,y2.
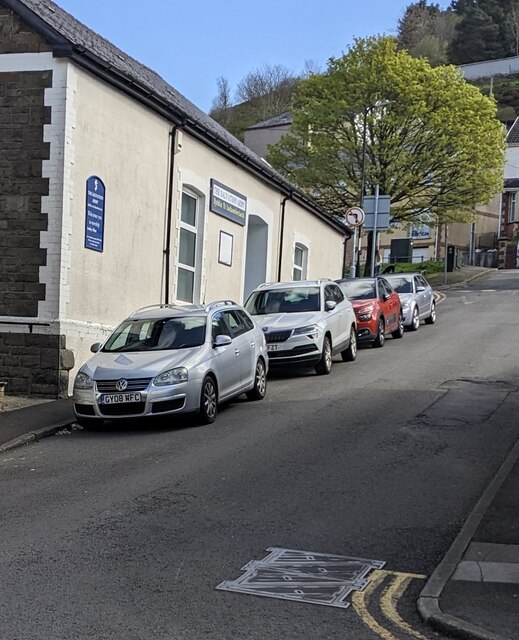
222,310,256,391
324,284,349,351
211,311,241,398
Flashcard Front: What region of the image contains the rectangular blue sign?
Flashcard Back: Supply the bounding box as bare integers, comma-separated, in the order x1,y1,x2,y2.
210,179,247,226
85,176,106,252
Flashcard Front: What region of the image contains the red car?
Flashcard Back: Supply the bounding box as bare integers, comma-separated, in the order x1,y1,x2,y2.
337,277,404,347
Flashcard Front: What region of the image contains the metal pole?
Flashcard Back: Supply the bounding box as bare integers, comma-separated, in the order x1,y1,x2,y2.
350,226,358,277
370,185,380,277
444,224,449,285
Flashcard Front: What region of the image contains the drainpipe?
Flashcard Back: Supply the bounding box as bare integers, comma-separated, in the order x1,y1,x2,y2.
277,194,291,281
164,122,186,303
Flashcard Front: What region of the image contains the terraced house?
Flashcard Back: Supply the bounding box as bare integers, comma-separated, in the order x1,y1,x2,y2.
0,0,351,397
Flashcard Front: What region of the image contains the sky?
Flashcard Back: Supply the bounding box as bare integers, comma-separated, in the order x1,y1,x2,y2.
53,0,452,113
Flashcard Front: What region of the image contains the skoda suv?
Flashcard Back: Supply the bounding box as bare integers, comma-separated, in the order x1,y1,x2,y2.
244,279,357,375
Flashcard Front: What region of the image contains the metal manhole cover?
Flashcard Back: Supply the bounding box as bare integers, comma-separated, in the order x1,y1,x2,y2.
216,547,385,609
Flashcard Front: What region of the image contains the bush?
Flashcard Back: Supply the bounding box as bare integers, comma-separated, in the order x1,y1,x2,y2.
383,259,444,276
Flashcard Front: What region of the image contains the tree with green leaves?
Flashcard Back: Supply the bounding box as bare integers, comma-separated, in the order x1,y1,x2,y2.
267,36,505,227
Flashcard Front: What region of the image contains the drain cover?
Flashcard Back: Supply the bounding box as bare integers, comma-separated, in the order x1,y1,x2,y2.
216,547,385,608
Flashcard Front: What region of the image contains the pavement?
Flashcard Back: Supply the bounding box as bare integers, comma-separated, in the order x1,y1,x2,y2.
0,264,517,639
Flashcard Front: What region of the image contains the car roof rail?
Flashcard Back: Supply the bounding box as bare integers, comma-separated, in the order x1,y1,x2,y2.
317,278,333,285
205,300,238,312
128,303,192,318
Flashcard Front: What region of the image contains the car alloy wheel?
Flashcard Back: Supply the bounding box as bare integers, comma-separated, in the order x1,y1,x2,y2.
425,301,436,325
392,313,405,339
341,326,357,362
315,336,332,375
246,359,267,400
372,318,385,348
410,307,420,331
199,376,217,424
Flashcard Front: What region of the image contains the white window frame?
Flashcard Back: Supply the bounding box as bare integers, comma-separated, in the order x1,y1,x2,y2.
177,190,200,303
510,192,519,223
293,243,308,281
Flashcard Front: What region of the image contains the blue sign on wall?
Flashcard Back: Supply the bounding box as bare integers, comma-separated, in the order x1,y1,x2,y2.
210,179,247,226
85,176,106,252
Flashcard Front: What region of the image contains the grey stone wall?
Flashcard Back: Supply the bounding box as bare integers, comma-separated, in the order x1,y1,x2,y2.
0,3,53,319
0,6,52,54
0,333,74,398
0,69,51,317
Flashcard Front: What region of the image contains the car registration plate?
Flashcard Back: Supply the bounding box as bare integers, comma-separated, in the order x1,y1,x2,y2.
100,392,142,404
267,344,279,352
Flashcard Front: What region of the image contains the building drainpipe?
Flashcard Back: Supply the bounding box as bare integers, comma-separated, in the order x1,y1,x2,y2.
277,194,291,281
164,122,186,304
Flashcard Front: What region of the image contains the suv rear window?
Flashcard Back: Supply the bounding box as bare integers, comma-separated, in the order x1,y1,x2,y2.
245,287,321,314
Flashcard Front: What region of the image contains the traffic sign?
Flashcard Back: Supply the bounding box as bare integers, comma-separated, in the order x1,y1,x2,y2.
345,207,365,226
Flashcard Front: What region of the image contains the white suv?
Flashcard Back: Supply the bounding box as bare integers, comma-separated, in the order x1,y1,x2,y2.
244,279,357,375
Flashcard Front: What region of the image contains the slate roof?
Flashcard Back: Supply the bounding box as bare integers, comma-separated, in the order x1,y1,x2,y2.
245,112,294,131
506,117,519,144
3,0,349,236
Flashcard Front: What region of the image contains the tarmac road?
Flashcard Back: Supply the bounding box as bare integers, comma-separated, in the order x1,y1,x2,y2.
0,270,518,640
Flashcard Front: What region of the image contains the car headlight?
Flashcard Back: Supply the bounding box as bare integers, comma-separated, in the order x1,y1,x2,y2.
293,324,319,338
74,371,94,390
153,367,188,386
402,303,410,311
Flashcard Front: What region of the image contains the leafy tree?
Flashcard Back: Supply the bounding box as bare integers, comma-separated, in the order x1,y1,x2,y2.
210,76,232,127
267,36,505,227
210,64,300,140
398,2,458,65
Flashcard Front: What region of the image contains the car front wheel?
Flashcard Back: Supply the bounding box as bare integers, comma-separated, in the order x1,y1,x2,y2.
425,301,436,325
392,313,405,339
341,326,357,362
409,306,420,331
246,359,267,400
199,376,218,424
372,318,385,348
315,336,332,375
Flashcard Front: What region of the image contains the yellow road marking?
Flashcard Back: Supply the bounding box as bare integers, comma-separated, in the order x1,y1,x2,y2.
379,572,430,640
352,569,427,640
352,570,400,640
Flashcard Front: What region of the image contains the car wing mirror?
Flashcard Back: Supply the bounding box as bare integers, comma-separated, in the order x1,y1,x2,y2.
90,342,102,353
325,300,337,311
213,334,232,347
416,286,426,292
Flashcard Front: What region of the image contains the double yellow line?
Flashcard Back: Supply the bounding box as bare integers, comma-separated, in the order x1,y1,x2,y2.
352,569,429,640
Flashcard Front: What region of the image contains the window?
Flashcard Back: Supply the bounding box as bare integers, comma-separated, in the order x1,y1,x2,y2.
325,284,344,305
223,310,251,338
293,243,308,281
510,192,519,223
177,191,202,303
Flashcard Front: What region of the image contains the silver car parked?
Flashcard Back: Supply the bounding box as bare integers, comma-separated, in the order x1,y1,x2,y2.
383,273,436,331
73,300,268,427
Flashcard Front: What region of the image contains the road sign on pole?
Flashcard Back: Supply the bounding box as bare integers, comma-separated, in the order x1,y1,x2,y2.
345,207,365,227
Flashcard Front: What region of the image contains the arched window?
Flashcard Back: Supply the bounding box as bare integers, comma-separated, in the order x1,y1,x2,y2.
293,243,308,281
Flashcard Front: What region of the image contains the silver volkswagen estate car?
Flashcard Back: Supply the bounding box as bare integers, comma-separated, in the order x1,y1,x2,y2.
73,301,267,427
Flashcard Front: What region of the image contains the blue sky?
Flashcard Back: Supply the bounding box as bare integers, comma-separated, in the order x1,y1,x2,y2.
54,0,451,112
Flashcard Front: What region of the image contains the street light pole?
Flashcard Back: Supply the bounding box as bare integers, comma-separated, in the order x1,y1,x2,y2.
351,107,368,278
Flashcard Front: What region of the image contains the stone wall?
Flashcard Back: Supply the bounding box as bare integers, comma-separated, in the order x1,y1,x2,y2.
0,69,51,317
0,6,52,54
0,333,74,398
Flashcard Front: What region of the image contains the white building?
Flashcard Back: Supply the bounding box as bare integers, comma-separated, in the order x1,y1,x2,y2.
0,0,351,396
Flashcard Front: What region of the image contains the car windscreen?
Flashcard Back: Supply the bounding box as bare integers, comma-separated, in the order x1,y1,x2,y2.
339,281,376,300
245,287,321,315
102,316,206,352
386,277,413,294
